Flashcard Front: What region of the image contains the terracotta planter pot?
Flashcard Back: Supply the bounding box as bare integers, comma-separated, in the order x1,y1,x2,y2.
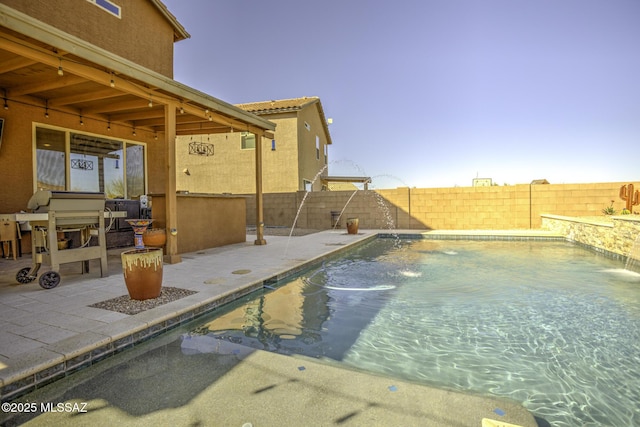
121,248,163,300
142,228,167,248
346,218,359,234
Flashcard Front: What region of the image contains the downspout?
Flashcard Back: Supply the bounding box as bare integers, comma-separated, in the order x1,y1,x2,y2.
254,132,266,245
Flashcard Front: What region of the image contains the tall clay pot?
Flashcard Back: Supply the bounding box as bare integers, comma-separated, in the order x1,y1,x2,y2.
346,218,359,235
121,248,163,300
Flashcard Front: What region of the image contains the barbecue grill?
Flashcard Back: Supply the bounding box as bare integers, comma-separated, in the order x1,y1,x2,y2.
14,191,125,288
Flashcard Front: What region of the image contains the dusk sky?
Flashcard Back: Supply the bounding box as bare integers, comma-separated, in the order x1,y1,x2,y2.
162,0,640,189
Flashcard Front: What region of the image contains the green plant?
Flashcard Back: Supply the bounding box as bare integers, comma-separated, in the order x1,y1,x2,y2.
602,200,617,215
621,208,631,215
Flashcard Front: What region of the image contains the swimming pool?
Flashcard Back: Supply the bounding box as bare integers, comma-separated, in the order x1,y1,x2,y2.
190,238,640,427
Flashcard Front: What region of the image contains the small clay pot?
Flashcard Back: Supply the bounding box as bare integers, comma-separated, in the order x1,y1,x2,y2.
346,218,359,235
142,228,167,248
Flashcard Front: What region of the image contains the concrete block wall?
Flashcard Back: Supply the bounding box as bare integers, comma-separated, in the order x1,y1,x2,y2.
244,181,638,231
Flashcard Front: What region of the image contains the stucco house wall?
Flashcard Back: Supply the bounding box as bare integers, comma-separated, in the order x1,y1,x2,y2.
175,97,331,194
296,104,329,191
0,0,178,77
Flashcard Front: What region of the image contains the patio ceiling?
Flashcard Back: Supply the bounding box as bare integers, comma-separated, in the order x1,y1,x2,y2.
0,6,275,138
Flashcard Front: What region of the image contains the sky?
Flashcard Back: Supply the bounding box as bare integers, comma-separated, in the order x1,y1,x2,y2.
162,0,640,189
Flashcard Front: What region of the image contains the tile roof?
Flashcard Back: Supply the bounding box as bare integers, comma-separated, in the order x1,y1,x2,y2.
236,97,320,114
237,96,333,145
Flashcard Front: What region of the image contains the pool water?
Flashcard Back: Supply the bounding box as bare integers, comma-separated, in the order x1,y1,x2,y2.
193,239,640,427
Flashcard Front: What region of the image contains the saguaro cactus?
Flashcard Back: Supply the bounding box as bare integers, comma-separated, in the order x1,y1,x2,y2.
619,183,640,213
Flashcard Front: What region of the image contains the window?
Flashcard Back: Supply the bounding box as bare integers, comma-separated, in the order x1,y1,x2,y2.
86,0,121,18
316,136,320,160
35,126,145,198
304,122,310,131
36,128,66,191
241,132,255,149
70,133,123,195
125,144,145,199
304,180,313,192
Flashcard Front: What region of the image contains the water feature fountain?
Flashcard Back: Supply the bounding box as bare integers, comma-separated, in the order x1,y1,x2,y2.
625,233,640,273
284,160,410,254
331,189,359,232
288,165,328,237
284,165,328,256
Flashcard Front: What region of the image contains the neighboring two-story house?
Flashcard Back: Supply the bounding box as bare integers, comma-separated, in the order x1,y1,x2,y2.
176,97,332,194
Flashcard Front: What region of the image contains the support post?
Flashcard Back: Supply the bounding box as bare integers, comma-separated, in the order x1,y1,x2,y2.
254,132,266,245
164,102,181,263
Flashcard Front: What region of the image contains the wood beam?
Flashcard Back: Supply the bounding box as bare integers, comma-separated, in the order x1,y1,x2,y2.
7,74,85,97
82,99,150,115
182,104,250,134
108,108,164,122
0,56,36,73
48,87,124,106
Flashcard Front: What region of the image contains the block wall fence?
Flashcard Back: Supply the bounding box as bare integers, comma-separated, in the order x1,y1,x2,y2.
244,181,638,230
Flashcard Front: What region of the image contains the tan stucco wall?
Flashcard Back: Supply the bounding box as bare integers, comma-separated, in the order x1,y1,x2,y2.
0,103,155,214
149,194,246,253
244,182,639,231
175,104,331,194
0,0,176,77
296,105,329,191
175,132,259,194
0,102,34,213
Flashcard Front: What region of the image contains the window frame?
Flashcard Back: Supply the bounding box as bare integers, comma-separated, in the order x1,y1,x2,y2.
32,123,147,199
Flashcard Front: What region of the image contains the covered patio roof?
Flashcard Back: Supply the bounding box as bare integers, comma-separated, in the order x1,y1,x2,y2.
0,4,276,257
322,176,372,190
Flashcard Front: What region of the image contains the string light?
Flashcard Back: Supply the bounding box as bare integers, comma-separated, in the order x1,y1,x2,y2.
148,98,153,108
2,96,157,138
57,59,64,76
180,106,185,114
110,72,115,87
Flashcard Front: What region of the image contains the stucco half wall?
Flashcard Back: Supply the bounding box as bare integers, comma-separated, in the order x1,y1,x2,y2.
150,193,246,253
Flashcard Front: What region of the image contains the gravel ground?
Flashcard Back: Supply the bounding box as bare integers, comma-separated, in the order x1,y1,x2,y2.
90,287,198,315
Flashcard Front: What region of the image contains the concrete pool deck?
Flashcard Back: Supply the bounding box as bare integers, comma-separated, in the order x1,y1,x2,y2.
0,229,560,426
